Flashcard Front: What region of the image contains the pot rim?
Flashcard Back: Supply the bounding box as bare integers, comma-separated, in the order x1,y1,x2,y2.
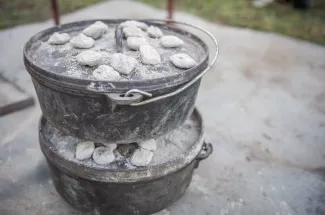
39,108,205,183
24,19,210,93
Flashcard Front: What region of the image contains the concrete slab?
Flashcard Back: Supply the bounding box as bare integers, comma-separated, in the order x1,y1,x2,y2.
0,78,34,116
0,0,325,215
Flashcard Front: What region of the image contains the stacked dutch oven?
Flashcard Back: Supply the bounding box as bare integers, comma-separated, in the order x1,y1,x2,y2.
24,19,218,215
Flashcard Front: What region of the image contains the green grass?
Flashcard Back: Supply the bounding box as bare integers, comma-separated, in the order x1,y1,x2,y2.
0,0,105,29
138,0,325,45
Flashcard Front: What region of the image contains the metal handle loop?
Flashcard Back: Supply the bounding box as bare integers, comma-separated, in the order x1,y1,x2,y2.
115,24,124,53
125,89,152,98
129,19,219,106
196,142,213,161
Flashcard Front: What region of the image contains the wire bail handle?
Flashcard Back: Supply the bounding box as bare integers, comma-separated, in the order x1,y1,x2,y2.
108,19,219,106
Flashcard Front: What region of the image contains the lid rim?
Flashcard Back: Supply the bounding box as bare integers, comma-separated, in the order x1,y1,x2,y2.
24,19,210,93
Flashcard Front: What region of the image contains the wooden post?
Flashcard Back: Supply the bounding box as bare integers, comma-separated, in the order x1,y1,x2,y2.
51,0,60,25
167,0,174,20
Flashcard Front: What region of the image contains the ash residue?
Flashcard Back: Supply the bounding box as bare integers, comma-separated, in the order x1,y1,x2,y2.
42,113,200,170
27,23,206,81
306,172,325,215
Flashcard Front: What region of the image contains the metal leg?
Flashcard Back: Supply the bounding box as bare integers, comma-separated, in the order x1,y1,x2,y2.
167,0,174,20
50,0,60,25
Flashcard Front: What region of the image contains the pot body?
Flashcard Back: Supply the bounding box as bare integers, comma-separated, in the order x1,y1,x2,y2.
32,78,201,144
46,157,197,215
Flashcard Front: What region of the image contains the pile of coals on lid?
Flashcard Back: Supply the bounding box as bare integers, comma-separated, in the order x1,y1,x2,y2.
29,20,205,81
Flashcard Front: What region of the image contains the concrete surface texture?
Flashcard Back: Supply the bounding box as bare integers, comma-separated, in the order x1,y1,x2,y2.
1,0,325,214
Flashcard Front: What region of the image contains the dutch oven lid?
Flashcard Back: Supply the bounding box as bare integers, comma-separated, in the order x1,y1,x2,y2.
24,19,210,93
39,108,205,183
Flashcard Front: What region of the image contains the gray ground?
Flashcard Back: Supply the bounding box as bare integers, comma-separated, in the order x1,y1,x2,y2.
0,0,325,215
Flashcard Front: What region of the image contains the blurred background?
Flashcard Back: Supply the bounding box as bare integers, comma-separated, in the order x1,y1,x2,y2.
1,0,324,45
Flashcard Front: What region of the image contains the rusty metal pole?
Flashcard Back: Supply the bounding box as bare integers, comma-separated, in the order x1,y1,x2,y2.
167,0,174,20
50,0,60,26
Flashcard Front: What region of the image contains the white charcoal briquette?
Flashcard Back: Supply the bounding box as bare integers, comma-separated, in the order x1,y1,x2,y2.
140,45,161,65
77,50,102,67
120,20,148,30
123,26,146,38
130,148,153,167
48,32,71,45
92,147,115,165
82,21,108,39
75,141,95,160
170,53,197,69
138,139,157,152
111,53,138,75
99,52,111,65
70,34,94,49
127,37,148,50
93,65,121,80
160,35,184,48
147,26,163,38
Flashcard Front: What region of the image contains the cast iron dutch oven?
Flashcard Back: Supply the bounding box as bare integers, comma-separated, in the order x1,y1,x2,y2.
25,19,218,144
39,108,213,215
